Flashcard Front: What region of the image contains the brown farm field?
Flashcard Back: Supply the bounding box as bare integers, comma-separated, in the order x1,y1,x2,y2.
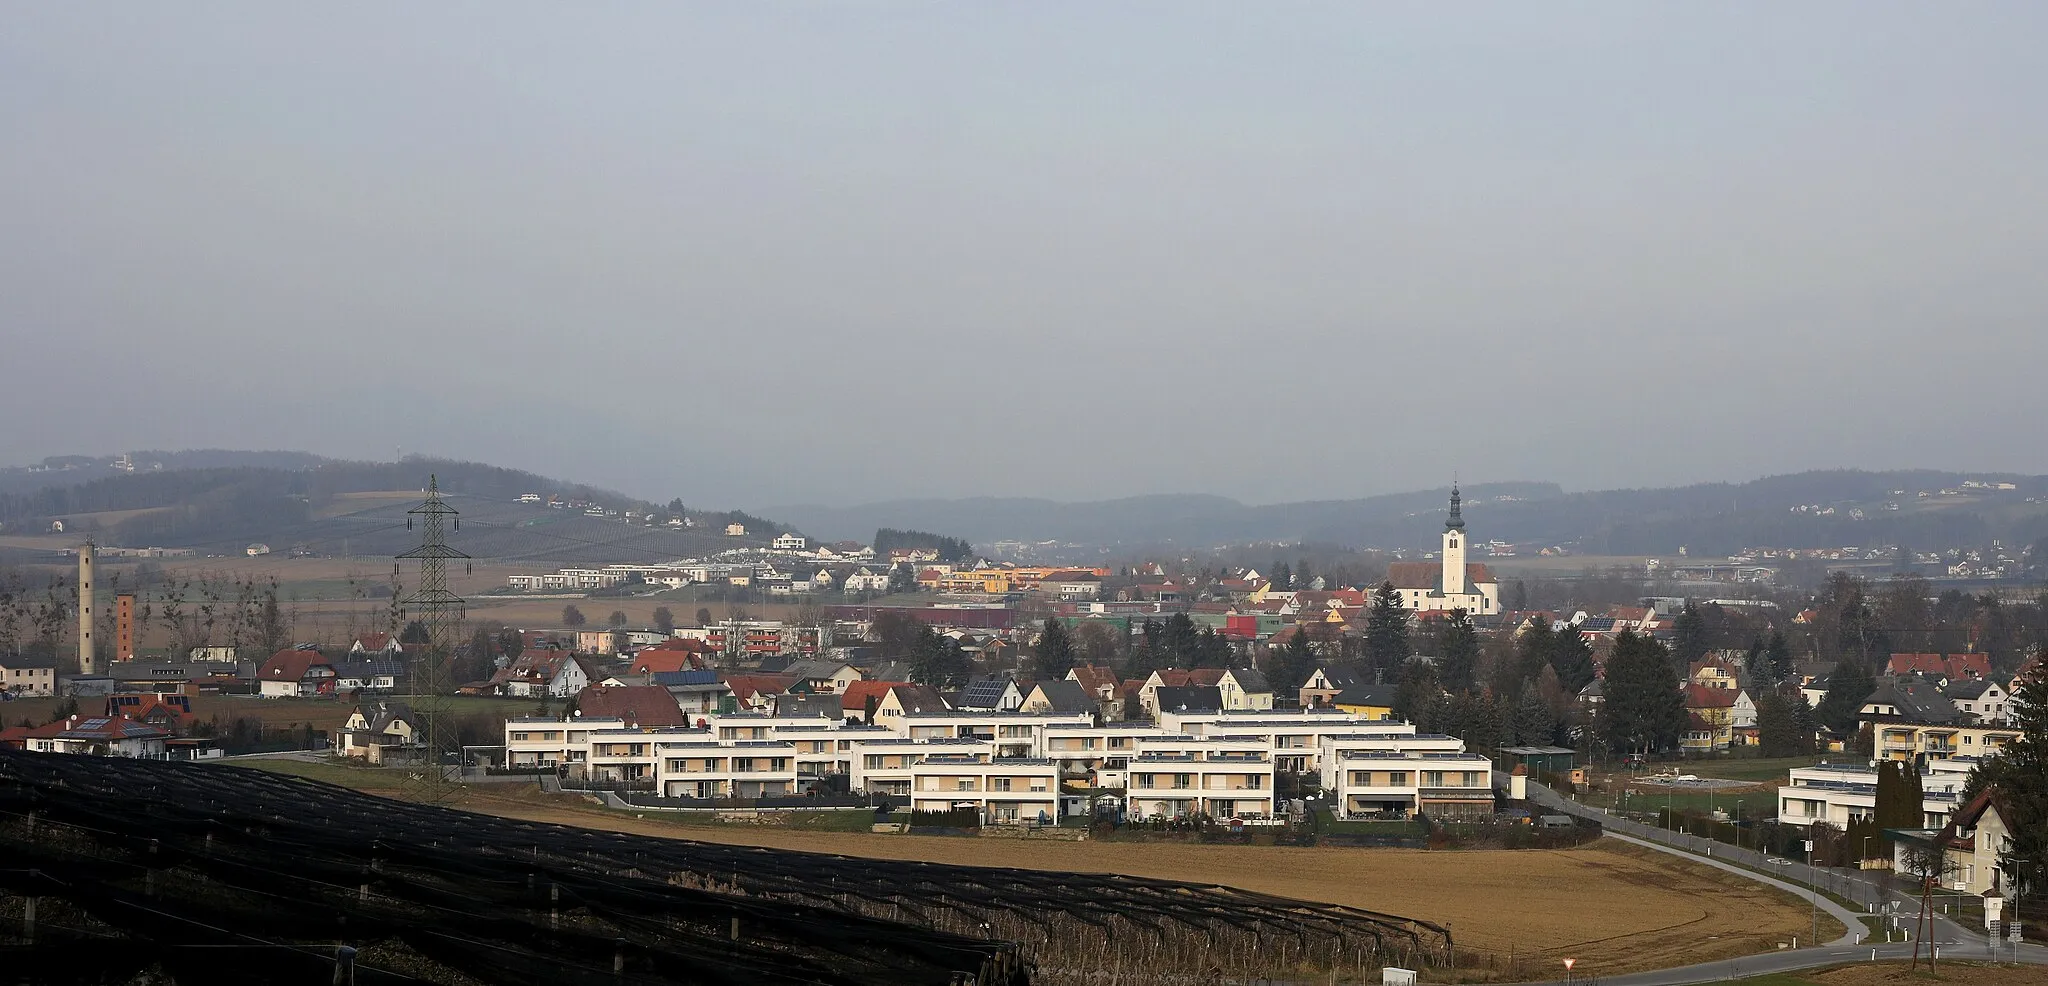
369,781,1839,981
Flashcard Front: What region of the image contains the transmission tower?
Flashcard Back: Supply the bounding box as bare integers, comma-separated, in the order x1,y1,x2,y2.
397,475,468,804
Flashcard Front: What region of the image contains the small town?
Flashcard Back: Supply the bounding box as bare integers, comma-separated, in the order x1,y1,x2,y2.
5,5,2048,984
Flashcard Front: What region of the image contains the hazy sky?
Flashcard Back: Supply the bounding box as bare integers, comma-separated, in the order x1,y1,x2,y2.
5,3,2045,509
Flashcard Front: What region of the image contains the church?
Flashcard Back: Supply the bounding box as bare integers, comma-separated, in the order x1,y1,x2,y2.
1384,486,1501,615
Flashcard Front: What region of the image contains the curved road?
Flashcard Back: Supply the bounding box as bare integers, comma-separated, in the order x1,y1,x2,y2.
1499,785,2048,985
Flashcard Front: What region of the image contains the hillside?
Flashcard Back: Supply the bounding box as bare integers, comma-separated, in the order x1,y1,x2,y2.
772,470,2048,555
0,453,779,563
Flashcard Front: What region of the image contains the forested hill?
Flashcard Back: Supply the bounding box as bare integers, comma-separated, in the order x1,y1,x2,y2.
0,455,717,551
772,470,2048,555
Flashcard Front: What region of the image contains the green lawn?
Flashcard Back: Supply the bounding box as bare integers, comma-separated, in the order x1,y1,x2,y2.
232,757,410,790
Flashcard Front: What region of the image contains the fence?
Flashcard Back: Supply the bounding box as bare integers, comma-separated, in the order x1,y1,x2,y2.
1515,772,1887,912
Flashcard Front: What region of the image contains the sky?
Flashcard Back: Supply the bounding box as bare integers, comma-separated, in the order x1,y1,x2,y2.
4,3,2046,510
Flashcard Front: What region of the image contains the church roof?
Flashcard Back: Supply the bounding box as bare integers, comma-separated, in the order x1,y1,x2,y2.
1386,562,1498,592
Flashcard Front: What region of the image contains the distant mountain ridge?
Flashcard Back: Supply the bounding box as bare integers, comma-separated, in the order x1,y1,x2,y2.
771,470,2048,557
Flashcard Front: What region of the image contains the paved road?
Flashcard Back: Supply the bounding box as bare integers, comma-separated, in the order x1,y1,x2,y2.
1497,779,2048,985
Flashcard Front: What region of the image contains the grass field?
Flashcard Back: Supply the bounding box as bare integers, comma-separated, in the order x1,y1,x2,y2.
261,775,1833,981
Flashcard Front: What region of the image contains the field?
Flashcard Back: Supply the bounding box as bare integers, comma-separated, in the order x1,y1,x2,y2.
292,775,1838,981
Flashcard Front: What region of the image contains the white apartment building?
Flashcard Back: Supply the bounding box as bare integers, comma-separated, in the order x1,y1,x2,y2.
1775,759,1973,831
504,716,634,771
653,739,799,799
1043,722,1171,789
909,755,1061,824
895,711,1093,759
1161,709,1424,773
849,737,995,797
1318,741,1495,821
1126,735,1276,820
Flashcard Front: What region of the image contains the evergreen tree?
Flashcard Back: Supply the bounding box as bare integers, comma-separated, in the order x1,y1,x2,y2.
1394,659,1441,726
1034,618,1077,680
1274,563,1292,591
561,604,586,627
1755,690,1815,758
1874,759,1922,831
1157,612,1202,667
1980,660,2048,903
1434,608,1481,694
1671,602,1709,665
1513,685,1556,745
1548,628,1598,694
1363,581,1412,673
652,606,676,635
1512,619,1556,694
1270,627,1318,698
1814,659,1876,736
1598,630,1687,755
1763,630,1793,683
908,627,970,688
1511,580,1528,612
496,627,524,661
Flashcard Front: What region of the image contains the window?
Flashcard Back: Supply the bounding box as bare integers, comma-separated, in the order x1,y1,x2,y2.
991,777,1012,792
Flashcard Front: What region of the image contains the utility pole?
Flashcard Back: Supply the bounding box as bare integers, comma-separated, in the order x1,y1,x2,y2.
398,475,467,804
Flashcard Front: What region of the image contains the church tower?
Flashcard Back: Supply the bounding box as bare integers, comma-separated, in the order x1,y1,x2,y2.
1441,485,1467,597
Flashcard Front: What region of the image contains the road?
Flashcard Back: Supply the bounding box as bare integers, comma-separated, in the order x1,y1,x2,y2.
1500,778,2048,985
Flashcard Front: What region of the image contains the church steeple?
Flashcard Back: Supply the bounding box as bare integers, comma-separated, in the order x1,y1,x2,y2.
1445,484,1465,532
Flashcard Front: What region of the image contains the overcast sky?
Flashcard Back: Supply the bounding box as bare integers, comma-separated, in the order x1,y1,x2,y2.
4,3,2045,509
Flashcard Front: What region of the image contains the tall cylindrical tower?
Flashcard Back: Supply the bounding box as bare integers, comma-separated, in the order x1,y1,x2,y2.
78,543,97,675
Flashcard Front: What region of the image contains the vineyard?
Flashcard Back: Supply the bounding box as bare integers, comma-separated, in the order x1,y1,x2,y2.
0,751,1450,985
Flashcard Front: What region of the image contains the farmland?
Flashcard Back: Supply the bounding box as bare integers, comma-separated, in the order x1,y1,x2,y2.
370,779,1837,981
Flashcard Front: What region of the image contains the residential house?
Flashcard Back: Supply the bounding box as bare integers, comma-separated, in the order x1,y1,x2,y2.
873,683,950,726
1217,668,1274,711
1331,686,1396,720
953,678,1024,713
1066,665,1129,720
577,684,692,727
1150,685,1224,716
841,568,892,594
773,533,808,551
1887,653,1993,682
838,679,910,724
1139,669,1226,718
335,702,416,763
102,694,192,732
0,656,58,698
1021,680,1096,717
653,670,734,715
1300,663,1372,709
330,658,407,695
721,674,798,712
349,633,404,657
1939,788,2018,900
1688,658,1741,691
1946,677,2012,724
1,715,170,757
1680,685,1755,752
492,652,594,699
256,649,337,699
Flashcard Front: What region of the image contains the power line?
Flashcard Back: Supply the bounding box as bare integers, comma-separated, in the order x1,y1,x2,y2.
397,475,466,805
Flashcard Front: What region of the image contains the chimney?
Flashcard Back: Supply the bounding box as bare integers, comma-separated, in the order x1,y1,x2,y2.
78,543,96,676
116,593,135,661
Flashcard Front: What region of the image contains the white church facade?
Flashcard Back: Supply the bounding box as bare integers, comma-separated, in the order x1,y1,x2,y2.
1385,487,1501,615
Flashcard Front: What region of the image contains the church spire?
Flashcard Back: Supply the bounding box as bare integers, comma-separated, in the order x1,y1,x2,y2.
1445,484,1465,531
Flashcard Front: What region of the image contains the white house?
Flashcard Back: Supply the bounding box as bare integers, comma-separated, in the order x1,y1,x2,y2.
0,657,59,698
1318,740,1495,821
773,533,808,551
842,568,892,594
653,739,800,799
1776,760,1972,832
10,715,169,757
256,650,337,699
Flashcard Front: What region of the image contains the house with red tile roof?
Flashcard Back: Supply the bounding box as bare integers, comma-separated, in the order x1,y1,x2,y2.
1887,653,1991,682
574,685,690,727
256,649,336,699
2,714,170,757
839,679,909,721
